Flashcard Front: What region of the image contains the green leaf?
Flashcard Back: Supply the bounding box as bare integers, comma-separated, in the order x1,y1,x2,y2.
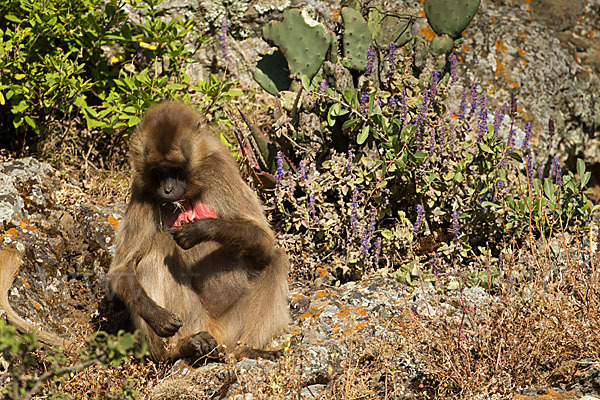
507,152,523,163
381,229,393,240
478,142,493,153
330,102,341,116
577,158,586,177
342,90,354,106
357,125,370,145
533,179,542,196
443,171,455,181
127,115,141,127
454,171,463,182
481,201,500,209
24,115,36,129
543,178,555,199
300,75,310,92
342,118,359,131
167,83,185,90
582,171,591,188
225,89,243,97
5,15,22,23
498,168,507,182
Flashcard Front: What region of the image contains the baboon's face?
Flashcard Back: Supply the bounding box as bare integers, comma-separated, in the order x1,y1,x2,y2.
149,161,187,203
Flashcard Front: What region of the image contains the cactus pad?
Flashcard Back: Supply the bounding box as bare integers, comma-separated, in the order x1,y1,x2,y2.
429,34,455,56
253,50,291,95
341,7,373,71
262,8,331,80
424,0,480,39
368,9,413,48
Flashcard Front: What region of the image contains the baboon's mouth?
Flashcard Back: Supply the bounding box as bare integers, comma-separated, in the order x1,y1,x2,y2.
170,202,217,227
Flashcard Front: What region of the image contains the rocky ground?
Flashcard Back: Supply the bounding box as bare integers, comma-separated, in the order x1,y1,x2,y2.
1,157,600,398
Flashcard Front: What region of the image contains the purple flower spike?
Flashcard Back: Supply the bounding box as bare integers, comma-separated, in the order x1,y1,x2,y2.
430,70,439,103
522,121,532,152
350,186,359,235
477,94,488,142
309,193,319,223
467,83,478,120
319,79,327,93
347,149,353,174
389,95,397,110
526,155,533,186
298,160,306,182
366,45,375,76
389,42,397,67
275,151,284,195
452,205,460,244
373,238,382,267
414,204,424,234
401,88,408,128
457,90,467,120
360,90,369,115
450,54,458,86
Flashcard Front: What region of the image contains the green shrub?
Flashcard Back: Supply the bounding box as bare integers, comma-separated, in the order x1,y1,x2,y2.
0,0,239,161
262,49,595,285
0,319,146,399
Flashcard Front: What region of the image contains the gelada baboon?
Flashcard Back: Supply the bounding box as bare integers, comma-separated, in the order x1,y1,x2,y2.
108,101,290,361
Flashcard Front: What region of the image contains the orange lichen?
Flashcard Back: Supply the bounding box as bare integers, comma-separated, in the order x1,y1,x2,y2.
315,289,337,299
316,267,329,278
495,39,508,53
495,56,506,79
107,215,119,230
4,227,19,238
490,16,497,24
20,278,30,289
513,389,575,399
419,24,435,41
290,292,304,300
329,7,341,22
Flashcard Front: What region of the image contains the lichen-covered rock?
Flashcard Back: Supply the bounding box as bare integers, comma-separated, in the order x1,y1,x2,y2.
443,0,599,170
0,158,126,339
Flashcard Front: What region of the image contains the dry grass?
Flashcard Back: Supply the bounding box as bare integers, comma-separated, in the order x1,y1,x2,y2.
323,228,600,399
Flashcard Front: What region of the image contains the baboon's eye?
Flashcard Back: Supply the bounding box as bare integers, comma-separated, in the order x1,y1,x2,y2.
196,121,202,130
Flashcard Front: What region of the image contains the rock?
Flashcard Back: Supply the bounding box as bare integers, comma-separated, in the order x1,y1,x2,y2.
0,158,126,339
149,362,234,399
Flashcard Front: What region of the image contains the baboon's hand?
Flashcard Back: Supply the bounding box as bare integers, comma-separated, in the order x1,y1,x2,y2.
145,306,183,337
189,331,219,357
169,218,216,250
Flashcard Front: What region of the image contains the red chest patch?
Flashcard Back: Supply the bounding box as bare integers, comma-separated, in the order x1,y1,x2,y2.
170,203,217,227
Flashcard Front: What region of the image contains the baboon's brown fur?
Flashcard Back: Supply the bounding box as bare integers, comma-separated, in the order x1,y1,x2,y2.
108,101,289,361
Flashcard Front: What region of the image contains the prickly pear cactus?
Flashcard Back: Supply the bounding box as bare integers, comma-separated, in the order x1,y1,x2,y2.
341,7,373,71
367,8,413,48
424,0,480,39
262,8,331,80
253,50,291,96
429,34,455,56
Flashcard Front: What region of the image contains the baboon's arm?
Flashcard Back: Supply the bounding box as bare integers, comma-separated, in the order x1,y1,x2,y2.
170,218,276,265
